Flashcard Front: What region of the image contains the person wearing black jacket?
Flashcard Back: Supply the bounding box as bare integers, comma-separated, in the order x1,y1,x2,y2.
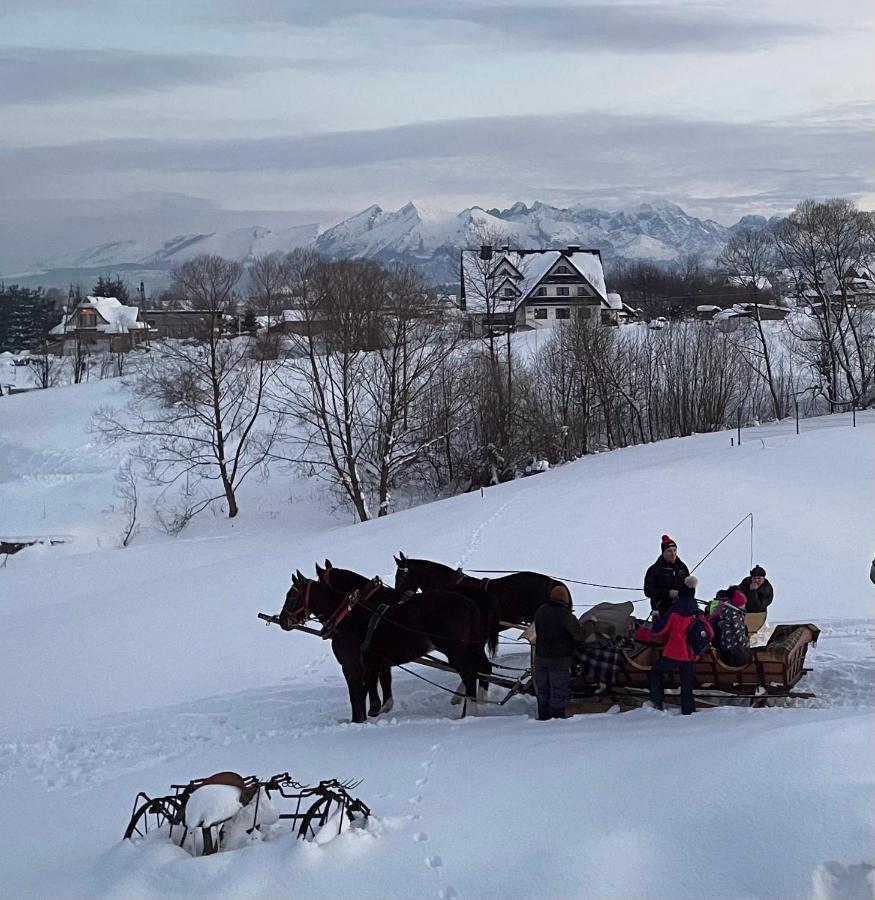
739,565,773,613
533,584,585,720
644,535,690,617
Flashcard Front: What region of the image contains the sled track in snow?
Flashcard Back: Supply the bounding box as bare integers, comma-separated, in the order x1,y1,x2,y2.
0,620,871,792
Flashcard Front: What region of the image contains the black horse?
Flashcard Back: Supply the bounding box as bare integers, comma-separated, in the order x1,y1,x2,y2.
393,552,564,625
279,570,485,723
318,560,500,701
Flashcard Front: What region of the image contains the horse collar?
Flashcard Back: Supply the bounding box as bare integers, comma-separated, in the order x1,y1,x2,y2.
322,580,382,639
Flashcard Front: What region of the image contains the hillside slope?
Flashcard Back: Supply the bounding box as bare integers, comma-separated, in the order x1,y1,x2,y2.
0,381,872,898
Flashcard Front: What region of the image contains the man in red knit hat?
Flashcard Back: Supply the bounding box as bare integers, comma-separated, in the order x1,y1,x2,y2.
644,534,691,617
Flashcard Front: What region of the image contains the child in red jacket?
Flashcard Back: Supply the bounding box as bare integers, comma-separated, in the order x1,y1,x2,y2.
648,575,714,715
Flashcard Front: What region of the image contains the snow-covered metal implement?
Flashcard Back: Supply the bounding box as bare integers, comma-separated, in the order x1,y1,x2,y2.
123,770,370,855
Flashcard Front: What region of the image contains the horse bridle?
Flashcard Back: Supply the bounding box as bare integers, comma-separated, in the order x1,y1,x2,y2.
289,575,383,638
285,578,314,625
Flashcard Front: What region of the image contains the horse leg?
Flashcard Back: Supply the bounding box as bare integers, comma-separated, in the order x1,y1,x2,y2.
366,669,382,718
342,664,368,724
379,667,394,714
478,651,492,702
445,649,479,716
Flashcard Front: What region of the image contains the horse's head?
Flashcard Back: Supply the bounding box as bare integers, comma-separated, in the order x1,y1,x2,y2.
393,552,411,592
280,570,336,629
316,560,369,594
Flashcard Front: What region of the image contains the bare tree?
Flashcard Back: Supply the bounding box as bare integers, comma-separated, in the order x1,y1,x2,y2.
361,266,461,515
95,255,278,521
773,199,875,406
718,228,785,419
115,458,140,547
34,342,63,389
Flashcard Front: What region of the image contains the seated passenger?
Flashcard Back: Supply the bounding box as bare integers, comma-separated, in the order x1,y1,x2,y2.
739,565,773,614
708,587,750,667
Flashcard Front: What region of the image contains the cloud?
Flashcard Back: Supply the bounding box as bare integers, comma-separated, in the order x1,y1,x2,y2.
0,46,298,105
1,109,871,219
224,0,819,53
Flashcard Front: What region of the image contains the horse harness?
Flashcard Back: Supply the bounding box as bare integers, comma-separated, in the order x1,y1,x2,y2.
455,568,490,592
360,581,416,658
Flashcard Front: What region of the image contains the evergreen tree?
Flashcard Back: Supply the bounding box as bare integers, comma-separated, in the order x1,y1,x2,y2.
0,285,61,351
92,275,130,303
241,306,259,334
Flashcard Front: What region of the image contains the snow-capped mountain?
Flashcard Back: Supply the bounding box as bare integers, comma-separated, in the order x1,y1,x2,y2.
313,200,747,281
41,224,318,270
18,200,771,290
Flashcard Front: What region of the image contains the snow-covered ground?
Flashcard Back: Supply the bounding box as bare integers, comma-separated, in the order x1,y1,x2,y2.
1,378,873,899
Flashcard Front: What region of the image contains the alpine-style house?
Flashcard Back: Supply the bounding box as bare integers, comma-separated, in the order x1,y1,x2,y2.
49,296,149,354
459,245,617,333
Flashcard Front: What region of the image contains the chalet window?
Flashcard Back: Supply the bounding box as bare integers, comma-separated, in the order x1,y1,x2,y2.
556,308,571,319
535,287,546,297
577,286,587,296
556,286,570,297
556,265,571,274
502,287,515,297
534,308,548,320
79,309,97,327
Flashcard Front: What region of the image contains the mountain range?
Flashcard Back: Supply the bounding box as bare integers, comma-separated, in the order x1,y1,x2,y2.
9,200,770,290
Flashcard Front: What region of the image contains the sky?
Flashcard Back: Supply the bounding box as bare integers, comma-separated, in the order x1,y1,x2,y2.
0,0,873,269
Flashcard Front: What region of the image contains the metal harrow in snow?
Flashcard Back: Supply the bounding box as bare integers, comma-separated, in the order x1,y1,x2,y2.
123,770,370,856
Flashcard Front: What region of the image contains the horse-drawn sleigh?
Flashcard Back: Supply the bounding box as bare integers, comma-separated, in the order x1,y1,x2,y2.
258,554,820,720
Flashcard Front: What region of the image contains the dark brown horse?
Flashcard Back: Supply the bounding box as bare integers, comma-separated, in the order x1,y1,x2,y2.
393,552,565,625
317,560,500,701
279,570,485,723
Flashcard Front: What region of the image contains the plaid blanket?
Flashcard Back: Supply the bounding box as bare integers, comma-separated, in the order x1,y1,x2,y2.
574,640,625,685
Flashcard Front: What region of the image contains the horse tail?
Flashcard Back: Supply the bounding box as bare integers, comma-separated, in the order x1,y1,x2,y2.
485,594,501,657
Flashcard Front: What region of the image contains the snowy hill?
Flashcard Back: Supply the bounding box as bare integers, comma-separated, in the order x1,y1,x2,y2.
40,223,318,270
0,378,873,898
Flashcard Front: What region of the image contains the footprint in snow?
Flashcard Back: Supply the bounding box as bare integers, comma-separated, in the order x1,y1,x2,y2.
425,855,443,869
416,777,428,786
413,832,428,842
438,886,458,899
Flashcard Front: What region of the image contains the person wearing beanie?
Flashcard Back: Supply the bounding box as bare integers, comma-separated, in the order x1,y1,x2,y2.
708,585,751,666
647,575,714,715
643,534,691,617
532,583,585,720
739,565,774,614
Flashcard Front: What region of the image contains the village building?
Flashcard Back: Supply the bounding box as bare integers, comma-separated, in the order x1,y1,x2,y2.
48,296,150,354
142,309,217,339
459,246,632,334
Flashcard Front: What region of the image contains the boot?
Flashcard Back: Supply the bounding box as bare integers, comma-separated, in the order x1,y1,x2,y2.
537,703,551,721
550,707,566,720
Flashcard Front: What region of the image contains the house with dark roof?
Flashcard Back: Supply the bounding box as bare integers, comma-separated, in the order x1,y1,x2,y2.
459,245,620,334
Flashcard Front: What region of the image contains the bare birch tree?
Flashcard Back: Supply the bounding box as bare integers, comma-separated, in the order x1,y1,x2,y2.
718,228,785,419
95,255,279,521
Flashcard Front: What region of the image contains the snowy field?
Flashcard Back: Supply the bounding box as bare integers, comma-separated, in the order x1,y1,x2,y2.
0,378,873,899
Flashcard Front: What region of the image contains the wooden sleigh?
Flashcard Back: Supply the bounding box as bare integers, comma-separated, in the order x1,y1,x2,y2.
566,619,821,714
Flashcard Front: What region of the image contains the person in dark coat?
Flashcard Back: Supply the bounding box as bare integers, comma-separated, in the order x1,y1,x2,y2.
533,584,585,720
739,565,773,614
644,534,691,617
647,575,713,715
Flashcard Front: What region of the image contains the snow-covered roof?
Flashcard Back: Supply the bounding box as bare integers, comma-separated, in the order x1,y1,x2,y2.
461,248,607,315
728,275,772,291
50,296,145,336
697,304,721,312
606,292,623,310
